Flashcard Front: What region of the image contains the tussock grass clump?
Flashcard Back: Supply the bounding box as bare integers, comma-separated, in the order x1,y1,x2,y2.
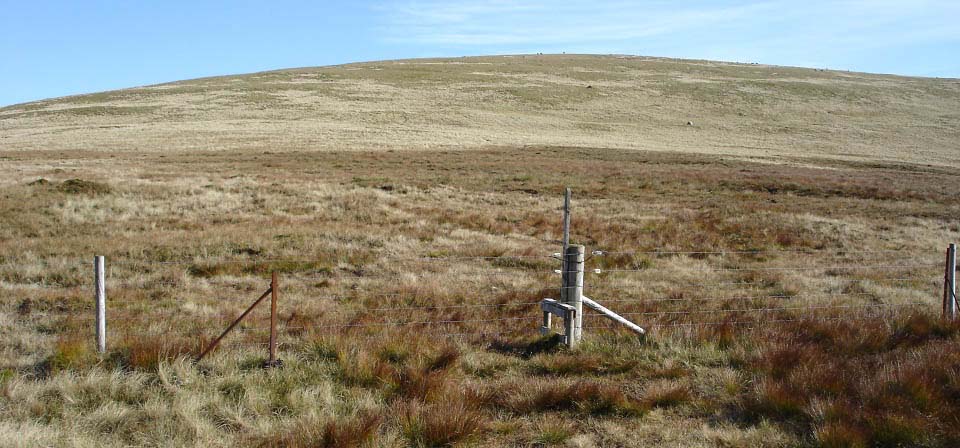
887,314,959,348
694,321,740,349
535,421,575,446
306,338,341,362
255,412,383,448
530,353,637,376
743,380,807,421
56,179,111,195
398,400,485,448
318,413,383,448
728,177,933,202
383,345,461,401
387,365,449,402
188,260,330,278
510,380,646,416
489,335,563,359
109,334,197,371
333,342,462,403
592,252,653,271
334,347,393,389
40,335,97,375
641,382,693,409
648,363,691,380
815,422,869,448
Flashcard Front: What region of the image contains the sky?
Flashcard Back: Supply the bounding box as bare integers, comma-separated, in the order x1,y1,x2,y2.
1,0,959,107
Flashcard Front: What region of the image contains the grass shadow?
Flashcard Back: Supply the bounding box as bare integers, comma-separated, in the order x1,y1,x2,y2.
488,334,564,359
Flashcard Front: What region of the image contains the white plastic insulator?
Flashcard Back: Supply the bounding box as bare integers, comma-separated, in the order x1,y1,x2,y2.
594,269,602,274
592,250,605,256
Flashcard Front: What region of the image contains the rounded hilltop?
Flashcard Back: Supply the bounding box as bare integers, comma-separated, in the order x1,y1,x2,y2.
1,54,957,167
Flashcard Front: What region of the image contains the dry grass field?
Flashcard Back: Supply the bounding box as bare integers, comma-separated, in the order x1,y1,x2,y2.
2,54,959,165
1,55,960,447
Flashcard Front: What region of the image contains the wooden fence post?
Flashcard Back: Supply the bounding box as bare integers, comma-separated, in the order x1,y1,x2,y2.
946,243,957,320
561,188,571,303
94,256,106,354
563,244,584,347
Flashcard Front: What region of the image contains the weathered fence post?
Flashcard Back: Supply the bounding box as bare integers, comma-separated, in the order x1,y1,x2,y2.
267,271,280,367
561,188,571,302
562,188,571,250
94,256,106,354
945,243,957,320
563,244,584,346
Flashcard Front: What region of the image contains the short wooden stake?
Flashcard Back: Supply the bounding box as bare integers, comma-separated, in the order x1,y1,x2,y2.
946,243,957,320
540,309,552,335
94,256,106,354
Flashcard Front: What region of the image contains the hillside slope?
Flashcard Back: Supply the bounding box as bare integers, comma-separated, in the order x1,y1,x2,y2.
3,55,960,447
1,54,958,166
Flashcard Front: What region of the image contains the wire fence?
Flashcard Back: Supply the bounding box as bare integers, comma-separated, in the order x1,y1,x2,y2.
0,246,950,350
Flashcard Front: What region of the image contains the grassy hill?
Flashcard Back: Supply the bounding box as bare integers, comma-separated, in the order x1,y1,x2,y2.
2,54,959,166
1,55,960,447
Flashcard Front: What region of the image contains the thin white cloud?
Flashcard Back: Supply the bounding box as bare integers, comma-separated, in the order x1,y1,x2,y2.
378,0,783,45
374,0,960,72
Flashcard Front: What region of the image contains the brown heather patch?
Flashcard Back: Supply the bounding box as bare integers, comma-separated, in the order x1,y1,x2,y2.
0,145,958,445
736,315,960,445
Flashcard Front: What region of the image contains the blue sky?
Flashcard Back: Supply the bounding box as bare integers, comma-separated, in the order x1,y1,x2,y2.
2,0,958,106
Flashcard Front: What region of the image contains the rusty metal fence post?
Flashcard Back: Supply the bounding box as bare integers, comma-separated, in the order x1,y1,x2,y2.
945,244,957,320
196,272,281,366
266,272,281,367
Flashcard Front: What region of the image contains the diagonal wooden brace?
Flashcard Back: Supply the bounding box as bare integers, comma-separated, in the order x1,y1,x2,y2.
582,295,645,336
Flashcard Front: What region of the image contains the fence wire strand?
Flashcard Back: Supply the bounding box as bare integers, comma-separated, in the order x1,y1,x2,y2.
7,245,948,348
